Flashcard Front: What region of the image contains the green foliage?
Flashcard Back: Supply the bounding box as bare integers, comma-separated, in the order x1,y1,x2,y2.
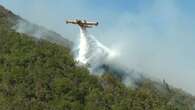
0,5,195,110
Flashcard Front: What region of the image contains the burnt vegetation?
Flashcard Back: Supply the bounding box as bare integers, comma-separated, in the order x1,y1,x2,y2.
0,5,195,110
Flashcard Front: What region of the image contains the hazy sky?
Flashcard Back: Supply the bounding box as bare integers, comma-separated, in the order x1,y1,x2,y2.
0,0,195,95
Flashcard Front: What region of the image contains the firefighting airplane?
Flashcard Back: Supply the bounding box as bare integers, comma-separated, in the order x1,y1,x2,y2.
66,19,98,28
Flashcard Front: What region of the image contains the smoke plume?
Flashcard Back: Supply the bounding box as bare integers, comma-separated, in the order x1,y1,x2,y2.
76,27,143,87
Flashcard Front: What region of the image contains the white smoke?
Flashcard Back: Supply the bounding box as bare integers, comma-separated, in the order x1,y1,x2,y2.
12,20,43,38
75,27,143,87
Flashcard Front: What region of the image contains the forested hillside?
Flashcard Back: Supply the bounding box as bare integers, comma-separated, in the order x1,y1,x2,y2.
0,5,195,110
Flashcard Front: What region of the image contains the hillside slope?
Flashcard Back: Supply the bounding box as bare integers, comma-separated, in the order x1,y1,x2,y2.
0,5,72,48
0,4,195,110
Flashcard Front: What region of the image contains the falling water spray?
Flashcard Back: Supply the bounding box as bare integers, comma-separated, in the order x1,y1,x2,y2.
76,27,117,73
76,28,89,64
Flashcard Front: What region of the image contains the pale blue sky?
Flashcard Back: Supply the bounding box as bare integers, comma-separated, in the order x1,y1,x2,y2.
0,0,195,94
